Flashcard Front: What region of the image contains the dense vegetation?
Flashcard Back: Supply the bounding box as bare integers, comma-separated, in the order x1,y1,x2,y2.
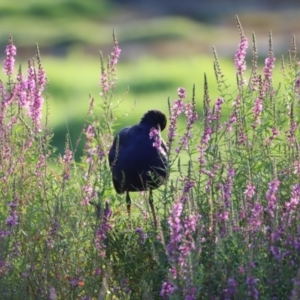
1,18,300,299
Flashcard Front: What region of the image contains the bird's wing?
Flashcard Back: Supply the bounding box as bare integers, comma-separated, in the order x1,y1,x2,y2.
108,126,131,168
109,126,132,194
108,136,117,168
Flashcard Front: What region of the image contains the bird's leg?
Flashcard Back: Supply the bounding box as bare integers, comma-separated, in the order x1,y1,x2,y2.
149,189,157,229
126,190,131,217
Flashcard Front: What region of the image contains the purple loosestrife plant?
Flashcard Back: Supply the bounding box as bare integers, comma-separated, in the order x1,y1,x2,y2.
180,177,195,203
149,127,164,154
167,201,183,258
100,30,121,97
160,281,176,299
3,36,16,77
62,148,73,180
251,97,263,128
2,20,300,299
177,87,186,99
244,184,256,199
246,276,259,300
0,39,56,295
234,16,248,85
167,88,185,152
35,154,46,185
250,33,259,91
265,179,280,218
49,287,57,300
265,126,280,145
294,72,300,98
85,124,96,163
179,88,198,152
223,168,235,208
6,197,19,228
46,219,60,249
223,277,238,300
81,181,97,206
287,120,297,146
263,50,276,82
135,227,147,245
262,31,276,99
94,201,112,258
283,184,300,226
163,179,199,299
29,51,47,132
248,202,264,232
110,41,121,69
198,79,225,178
82,45,119,208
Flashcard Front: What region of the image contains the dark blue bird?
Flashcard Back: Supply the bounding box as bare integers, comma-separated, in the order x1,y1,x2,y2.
108,110,168,227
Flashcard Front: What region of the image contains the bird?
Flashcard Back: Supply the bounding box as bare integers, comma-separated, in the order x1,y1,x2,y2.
108,110,168,228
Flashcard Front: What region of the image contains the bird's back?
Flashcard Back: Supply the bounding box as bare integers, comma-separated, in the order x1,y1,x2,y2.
109,124,167,193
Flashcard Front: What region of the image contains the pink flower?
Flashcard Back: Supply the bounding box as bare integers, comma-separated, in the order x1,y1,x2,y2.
100,72,109,94
149,127,164,153
3,36,16,76
177,87,186,99
181,101,198,149
81,182,97,205
265,127,280,145
6,198,19,228
62,149,73,180
265,179,280,217
94,201,112,256
167,201,183,257
110,45,121,67
244,184,256,198
252,97,263,128
160,281,176,299
226,113,237,132
16,71,27,107
167,98,184,148
263,55,276,81
294,161,300,175
234,36,248,77
288,121,297,146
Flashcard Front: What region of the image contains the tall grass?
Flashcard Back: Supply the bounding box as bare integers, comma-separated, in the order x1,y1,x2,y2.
1,17,300,299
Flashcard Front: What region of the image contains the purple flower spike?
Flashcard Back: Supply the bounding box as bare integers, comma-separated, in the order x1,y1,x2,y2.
3,36,17,76
252,97,263,128
177,87,186,99
160,281,176,299
62,149,73,180
224,277,238,300
244,184,256,198
110,45,121,67
234,36,248,77
265,179,280,218
6,197,19,228
167,98,184,148
167,201,183,257
94,201,112,257
181,102,198,150
263,55,276,81
135,227,147,244
149,127,164,153
246,276,259,300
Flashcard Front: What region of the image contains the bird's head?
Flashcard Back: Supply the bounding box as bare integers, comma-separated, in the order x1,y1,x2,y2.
140,110,167,131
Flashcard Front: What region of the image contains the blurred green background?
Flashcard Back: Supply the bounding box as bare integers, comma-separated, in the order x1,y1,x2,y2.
1,0,300,158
